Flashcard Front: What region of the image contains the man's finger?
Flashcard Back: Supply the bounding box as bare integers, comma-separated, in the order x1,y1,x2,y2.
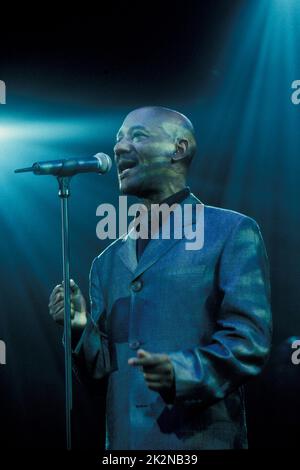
52,304,75,319
62,279,79,291
50,301,64,316
53,283,63,292
49,285,63,302
52,307,65,321
137,350,169,362
143,373,162,382
128,349,153,366
137,349,151,358
50,292,64,307
128,355,164,367
70,279,80,293
51,302,76,317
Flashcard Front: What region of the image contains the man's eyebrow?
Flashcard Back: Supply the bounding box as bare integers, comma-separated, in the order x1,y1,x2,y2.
129,125,150,133
116,125,150,141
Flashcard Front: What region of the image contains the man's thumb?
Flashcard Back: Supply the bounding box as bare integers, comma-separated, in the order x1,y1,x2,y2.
70,279,79,292
137,349,150,358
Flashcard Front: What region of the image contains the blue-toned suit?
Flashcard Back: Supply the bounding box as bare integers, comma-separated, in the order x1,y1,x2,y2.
73,192,272,450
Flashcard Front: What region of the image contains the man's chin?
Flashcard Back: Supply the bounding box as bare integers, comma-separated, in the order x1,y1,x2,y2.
119,175,150,198
119,181,140,196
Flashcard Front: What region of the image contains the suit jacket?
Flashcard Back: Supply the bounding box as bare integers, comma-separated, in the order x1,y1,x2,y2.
72,192,272,450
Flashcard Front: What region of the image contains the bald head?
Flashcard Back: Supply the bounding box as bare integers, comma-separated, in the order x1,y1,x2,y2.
125,106,197,168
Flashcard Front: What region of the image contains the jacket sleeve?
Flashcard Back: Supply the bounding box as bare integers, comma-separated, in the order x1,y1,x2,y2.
72,257,117,394
168,216,272,406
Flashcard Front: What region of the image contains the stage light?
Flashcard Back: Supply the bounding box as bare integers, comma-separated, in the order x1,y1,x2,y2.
0,115,120,142
0,125,18,141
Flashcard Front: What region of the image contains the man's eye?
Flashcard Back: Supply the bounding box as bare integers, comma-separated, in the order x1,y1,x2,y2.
132,133,147,141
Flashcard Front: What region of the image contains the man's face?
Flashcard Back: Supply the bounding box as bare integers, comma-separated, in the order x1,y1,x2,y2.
113,109,175,197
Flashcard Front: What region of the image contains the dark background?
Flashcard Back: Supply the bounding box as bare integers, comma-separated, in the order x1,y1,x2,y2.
0,0,300,450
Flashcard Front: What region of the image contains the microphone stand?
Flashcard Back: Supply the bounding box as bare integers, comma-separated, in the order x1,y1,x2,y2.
15,154,113,450
57,176,73,450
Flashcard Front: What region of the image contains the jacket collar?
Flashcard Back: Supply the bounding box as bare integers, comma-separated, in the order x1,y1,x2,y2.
117,192,204,280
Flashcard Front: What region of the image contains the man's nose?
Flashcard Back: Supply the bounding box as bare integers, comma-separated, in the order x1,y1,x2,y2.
114,138,132,157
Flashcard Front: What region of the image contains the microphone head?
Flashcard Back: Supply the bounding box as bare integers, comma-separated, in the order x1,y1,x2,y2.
94,153,112,173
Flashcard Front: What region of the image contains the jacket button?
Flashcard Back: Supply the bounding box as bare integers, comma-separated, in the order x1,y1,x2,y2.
131,279,143,292
129,340,141,350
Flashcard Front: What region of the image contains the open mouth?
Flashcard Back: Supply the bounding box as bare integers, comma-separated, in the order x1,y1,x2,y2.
118,159,138,179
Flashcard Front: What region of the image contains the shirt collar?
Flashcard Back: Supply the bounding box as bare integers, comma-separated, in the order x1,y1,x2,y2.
158,186,191,206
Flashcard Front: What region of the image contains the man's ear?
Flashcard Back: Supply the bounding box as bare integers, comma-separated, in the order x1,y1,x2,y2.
172,138,189,162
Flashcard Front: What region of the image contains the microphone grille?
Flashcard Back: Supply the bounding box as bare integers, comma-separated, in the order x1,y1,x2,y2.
94,153,112,173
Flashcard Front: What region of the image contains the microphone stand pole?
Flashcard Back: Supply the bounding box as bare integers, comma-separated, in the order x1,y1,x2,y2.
15,154,112,450
57,176,72,450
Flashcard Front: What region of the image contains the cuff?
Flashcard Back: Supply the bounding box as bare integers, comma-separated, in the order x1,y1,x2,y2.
168,350,204,406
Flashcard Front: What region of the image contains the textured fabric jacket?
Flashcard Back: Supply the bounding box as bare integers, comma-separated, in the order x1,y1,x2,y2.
73,192,272,450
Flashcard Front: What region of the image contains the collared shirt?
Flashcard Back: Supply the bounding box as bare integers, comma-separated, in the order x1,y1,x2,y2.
136,186,191,262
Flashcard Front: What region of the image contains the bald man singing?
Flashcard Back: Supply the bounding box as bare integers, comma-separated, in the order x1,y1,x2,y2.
49,106,272,450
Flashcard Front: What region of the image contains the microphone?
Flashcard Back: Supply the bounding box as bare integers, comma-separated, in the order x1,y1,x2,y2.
14,153,112,177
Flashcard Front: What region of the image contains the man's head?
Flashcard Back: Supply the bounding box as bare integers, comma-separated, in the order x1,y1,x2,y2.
114,106,197,199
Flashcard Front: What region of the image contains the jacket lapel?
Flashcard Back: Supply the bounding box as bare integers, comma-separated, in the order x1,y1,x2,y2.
117,229,138,274
117,193,203,280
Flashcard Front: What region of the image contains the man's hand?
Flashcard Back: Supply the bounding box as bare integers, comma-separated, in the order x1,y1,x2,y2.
128,349,175,403
48,279,87,330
